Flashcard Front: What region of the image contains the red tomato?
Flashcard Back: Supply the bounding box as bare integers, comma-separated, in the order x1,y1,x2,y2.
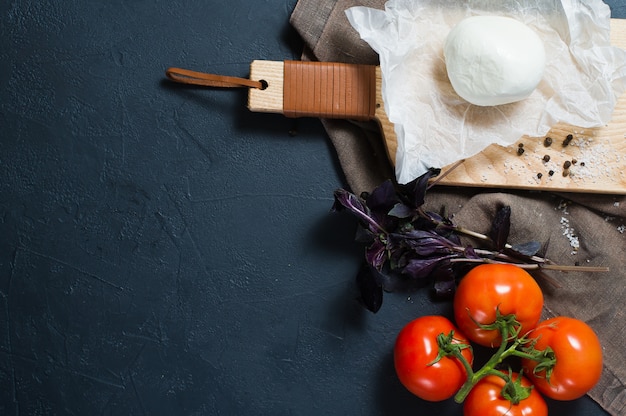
464,372,547,416
453,264,543,347
394,315,473,401
521,316,603,400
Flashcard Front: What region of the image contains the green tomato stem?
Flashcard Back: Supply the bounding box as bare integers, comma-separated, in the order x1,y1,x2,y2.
452,319,541,403
453,323,511,403
438,313,560,404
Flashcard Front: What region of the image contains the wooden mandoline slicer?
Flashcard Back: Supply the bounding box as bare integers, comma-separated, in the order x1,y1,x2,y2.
165,19,626,195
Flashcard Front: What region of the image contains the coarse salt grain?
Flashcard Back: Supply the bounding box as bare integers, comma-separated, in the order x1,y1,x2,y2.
566,137,617,184
556,201,580,254
560,216,579,254
556,200,570,215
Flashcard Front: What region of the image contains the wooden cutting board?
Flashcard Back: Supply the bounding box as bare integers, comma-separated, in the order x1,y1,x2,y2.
248,19,626,194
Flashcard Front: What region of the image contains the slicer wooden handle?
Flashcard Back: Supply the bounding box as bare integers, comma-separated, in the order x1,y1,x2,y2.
248,60,376,120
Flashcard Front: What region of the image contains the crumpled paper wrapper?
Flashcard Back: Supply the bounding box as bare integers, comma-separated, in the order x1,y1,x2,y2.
346,0,626,184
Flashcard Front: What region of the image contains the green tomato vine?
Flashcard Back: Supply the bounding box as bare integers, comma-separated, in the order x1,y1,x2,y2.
434,309,557,404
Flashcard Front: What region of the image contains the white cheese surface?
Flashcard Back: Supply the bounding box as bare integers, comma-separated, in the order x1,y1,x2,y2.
444,16,546,107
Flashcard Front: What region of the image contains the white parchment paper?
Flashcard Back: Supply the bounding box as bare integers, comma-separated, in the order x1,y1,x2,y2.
345,0,626,184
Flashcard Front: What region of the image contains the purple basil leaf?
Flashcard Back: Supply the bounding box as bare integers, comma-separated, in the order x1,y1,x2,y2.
333,188,382,234
427,211,458,234
435,227,462,246
401,243,443,258
366,179,399,212
366,239,387,270
413,210,461,244
445,231,462,246
490,205,511,251
388,203,414,219
363,181,404,232
433,280,456,299
356,262,383,313
388,244,409,271
511,241,542,257
402,256,450,280
332,189,367,214
431,263,456,300
394,230,454,256
425,210,444,222
398,168,441,209
537,237,550,258
354,225,375,244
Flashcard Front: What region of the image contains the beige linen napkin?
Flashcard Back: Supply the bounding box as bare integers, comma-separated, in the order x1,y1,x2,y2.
291,1,626,414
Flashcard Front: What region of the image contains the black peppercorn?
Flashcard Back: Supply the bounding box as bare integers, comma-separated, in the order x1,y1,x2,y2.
517,147,525,155
563,134,573,146
548,170,555,176
563,160,572,169
542,155,550,162
544,137,553,147
537,173,543,179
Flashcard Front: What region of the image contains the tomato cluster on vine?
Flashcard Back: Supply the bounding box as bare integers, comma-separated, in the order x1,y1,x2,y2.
393,264,603,416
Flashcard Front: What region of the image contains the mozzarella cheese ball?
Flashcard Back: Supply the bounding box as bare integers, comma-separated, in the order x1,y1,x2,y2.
443,16,546,106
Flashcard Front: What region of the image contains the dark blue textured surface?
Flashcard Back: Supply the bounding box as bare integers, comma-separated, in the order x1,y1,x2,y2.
0,1,621,414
